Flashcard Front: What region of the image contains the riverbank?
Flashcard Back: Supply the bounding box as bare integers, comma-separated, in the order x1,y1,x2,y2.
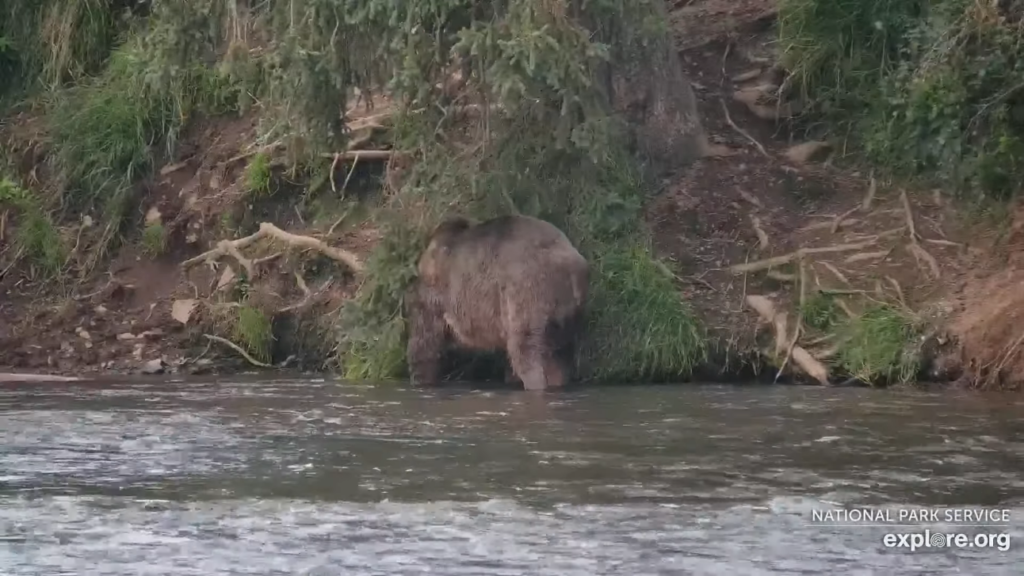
0,0,1020,389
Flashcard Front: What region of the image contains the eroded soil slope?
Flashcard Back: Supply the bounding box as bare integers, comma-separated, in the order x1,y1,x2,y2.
0,0,1009,385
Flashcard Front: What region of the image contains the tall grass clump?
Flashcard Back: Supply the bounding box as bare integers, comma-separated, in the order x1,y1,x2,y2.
780,0,1024,200
0,0,126,104
0,177,64,277
834,304,922,386
47,32,255,263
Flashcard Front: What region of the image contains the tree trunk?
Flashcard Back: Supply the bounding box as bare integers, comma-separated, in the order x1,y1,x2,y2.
607,1,709,173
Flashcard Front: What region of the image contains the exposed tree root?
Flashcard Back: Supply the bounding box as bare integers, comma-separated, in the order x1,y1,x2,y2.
745,294,830,385
819,261,850,285
899,189,941,279
736,188,764,209
202,334,272,368
319,150,399,162
730,240,877,274
750,215,769,250
861,173,877,210
720,99,769,157
278,274,334,314
844,250,891,264
775,262,808,383
182,223,364,274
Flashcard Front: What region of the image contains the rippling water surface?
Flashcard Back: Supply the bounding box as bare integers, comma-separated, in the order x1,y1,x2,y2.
2,378,1023,574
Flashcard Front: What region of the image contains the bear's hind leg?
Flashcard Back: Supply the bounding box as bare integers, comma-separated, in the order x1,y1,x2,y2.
507,328,563,391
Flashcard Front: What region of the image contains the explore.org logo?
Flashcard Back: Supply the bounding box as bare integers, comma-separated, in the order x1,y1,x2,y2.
883,530,1011,552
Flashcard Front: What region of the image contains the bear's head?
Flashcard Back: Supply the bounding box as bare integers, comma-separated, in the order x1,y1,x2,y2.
417,216,472,285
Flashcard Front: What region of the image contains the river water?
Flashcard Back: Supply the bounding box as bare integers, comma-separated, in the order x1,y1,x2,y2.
1,378,1022,574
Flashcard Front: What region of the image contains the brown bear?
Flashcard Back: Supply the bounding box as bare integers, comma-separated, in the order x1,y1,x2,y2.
406,214,589,390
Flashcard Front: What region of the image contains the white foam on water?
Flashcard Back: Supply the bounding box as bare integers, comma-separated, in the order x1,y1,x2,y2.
2,495,1016,575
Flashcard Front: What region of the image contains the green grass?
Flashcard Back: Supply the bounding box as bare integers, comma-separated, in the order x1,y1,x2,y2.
140,222,167,257
834,304,922,385
233,305,275,364
1,0,123,105
245,152,273,196
578,244,706,381
0,177,64,277
44,37,255,262
780,0,1024,201
800,292,841,332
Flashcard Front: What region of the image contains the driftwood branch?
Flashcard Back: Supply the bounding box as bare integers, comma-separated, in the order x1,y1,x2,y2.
745,294,830,385
183,223,364,274
202,334,272,368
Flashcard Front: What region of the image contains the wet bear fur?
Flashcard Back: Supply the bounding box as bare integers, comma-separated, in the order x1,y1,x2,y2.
406,214,589,390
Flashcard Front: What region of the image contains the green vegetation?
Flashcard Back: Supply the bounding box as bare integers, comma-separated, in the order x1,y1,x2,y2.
2,0,706,383
0,0,122,102
780,0,1024,201
796,290,922,385
800,292,841,333
834,304,922,385
140,222,167,257
245,152,273,197
233,304,275,364
0,177,64,277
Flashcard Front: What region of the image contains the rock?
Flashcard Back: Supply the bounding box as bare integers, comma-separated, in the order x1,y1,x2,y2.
171,299,198,325
141,358,166,375
75,328,91,341
117,332,137,341
188,358,215,376
140,329,164,340
145,206,163,226
784,141,833,164
95,305,109,315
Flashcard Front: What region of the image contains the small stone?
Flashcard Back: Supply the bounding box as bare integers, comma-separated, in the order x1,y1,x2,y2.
95,305,109,315
783,141,833,164
141,358,166,375
76,328,91,340
117,332,137,341
145,206,162,226
140,328,164,340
